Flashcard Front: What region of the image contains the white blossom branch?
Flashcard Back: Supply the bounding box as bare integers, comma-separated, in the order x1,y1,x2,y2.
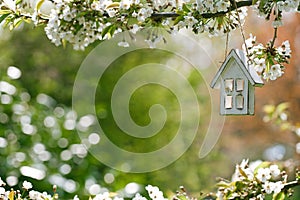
151,0,253,20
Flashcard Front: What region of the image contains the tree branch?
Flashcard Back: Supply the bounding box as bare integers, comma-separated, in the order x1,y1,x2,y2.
283,180,300,190
151,0,253,20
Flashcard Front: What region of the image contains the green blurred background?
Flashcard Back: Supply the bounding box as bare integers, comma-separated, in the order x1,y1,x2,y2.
1,9,300,199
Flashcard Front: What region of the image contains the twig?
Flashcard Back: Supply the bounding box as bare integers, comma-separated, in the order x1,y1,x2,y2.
283,180,300,190
270,27,278,48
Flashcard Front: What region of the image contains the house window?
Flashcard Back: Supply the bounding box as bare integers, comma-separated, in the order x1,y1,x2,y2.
236,95,244,109
225,96,233,109
224,78,245,110
225,79,233,93
236,79,244,91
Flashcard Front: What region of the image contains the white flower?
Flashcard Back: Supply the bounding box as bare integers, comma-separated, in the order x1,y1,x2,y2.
152,0,169,9
130,24,140,34
23,180,33,190
101,0,113,10
263,181,274,194
253,58,266,73
132,0,140,4
215,0,229,12
263,181,284,194
93,192,112,200
145,35,163,48
244,34,256,49
184,15,198,28
73,195,80,200
133,193,147,200
0,177,5,186
136,8,153,22
118,41,130,47
0,187,5,195
277,40,291,57
62,6,75,22
263,71,272,80
270,64,283,78
256,168,271,183
106,8,116,17
132,11,138,17
202,0,214,12
270,165,281,178
91,1,100,10
232,159,253,181
216,190,224,200
256,194,264,200
273,181,284,194
239,159,249,169
29,190,41,199
145,185,165,200
250,44,264,56
162,19,170,26
120,0,131,9
113,196,124,200
249,160,262,171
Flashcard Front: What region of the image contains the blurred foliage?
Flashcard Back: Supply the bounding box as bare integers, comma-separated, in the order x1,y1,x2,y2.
0,24,92,105
0,24,227,199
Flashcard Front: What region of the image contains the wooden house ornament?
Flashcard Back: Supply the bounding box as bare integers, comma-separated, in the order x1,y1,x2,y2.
210,49,264,115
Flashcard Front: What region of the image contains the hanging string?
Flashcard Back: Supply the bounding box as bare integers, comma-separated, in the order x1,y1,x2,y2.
224,32,229,60
232,0,251,68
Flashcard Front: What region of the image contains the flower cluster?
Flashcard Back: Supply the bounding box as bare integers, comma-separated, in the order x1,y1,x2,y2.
196,0,248,35
0,178,167,200
243,34,291,81
1,0,300,50
0,178,54,200
216,159,289,200
145,185,166,200
42,0,250,50
1,0,252,50
0,160,300,200
254,0,300,27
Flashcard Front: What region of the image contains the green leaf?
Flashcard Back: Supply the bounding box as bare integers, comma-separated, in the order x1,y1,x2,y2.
16,0,22,5
13,18,23,28
276,102,289,113
76,11,88,18
173,15,184,26
258,0,268,12
216,181,231,188
101,24,114,38
22,17,32,24
238,167,248,178
273,192,285,200
0,10,12,15
62,39,67,48
182,4,190,12
108,25,117,38
0,13,10,24
235,181,246,191
36,0,45,10
106,2,120,9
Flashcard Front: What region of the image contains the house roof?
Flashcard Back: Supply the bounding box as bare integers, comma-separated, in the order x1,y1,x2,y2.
210,49,264,89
